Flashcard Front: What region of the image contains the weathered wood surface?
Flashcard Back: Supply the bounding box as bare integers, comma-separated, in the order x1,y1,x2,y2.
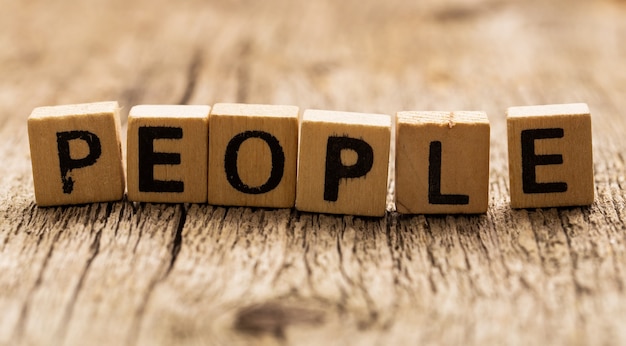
2,0,626,344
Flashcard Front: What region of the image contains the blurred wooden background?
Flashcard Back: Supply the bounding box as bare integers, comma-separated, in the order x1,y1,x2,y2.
2,0,626,344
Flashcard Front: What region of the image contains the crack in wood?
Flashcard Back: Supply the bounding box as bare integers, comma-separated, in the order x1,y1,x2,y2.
165,204,186,276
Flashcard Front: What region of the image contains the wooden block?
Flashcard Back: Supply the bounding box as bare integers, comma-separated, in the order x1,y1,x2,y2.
208,103,299,208
127,105,210,203
295,109,391,216
507,103,594,208
395,111,490,214
27,101,125,206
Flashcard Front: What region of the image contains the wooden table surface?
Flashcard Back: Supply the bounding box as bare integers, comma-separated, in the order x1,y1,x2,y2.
2,0,626,345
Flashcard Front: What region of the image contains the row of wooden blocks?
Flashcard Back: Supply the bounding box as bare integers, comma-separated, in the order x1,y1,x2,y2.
27,102,594,216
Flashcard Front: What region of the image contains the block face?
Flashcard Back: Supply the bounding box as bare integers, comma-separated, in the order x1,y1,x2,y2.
296,110,391,217
127,105,210,203
27,101,125,206
395,111,490,214
208,103,299,208
507,103,594,208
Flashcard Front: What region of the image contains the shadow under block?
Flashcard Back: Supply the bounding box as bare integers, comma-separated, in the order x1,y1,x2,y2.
127,105,210,203
395,111,490,214
507,103,594,208
27,101,125,206
296,110,391,217
208,103,299,208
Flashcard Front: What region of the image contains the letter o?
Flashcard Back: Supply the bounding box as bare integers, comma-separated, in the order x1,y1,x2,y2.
224,130,285,194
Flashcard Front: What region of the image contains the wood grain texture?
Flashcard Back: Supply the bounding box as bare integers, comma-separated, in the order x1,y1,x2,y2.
2,0,626,345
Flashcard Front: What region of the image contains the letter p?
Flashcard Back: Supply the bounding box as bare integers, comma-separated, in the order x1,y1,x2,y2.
57,131,102,194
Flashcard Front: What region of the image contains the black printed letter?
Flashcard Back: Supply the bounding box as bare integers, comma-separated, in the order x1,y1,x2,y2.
57,131,102,194
521,128,568,194
138,127,184,193
224,130,285,194
324,136,374,202
428,141,469,205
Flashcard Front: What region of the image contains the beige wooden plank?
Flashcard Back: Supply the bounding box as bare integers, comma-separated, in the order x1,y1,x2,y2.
1,0,626,345
0,122,182,345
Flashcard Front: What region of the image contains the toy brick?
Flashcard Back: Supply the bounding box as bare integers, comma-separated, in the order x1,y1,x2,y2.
27,101,125,206
127,105,210,203
295,109,391,216
396,111,490,214
507,103,594,208
208,103,299,208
